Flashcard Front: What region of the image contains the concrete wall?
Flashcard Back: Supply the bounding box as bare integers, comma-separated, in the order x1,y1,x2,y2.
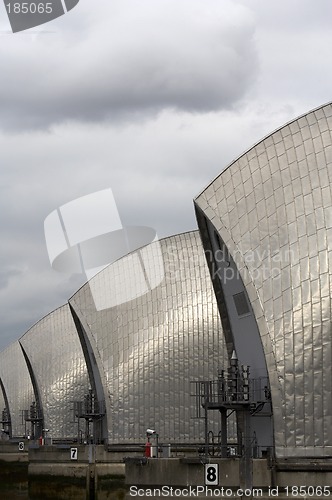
2,442,332,499
125,458,271,488
29,445,126,499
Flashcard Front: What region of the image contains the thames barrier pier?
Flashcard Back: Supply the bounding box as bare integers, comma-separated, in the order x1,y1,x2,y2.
1,103,332,497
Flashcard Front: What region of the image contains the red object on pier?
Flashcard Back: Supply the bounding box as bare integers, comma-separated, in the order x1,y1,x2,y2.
145,441,151,457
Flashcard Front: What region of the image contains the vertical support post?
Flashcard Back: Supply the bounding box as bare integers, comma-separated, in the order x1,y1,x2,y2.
238,409,252,490
77,405,80,444
85,417,89,444
219,409,228,457
204,383,209,457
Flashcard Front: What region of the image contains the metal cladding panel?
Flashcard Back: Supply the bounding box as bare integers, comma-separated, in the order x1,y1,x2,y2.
195,103,332,458
0,342,35,437
20,304,90,439
0,389,4,412
69,231,228,444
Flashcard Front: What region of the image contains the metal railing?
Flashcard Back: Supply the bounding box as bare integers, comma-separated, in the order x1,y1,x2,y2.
191,376,271,418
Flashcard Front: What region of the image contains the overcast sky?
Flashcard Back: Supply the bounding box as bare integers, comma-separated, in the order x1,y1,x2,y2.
1,0,332,350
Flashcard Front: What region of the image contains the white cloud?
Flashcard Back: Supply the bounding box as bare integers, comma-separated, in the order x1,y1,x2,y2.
0,0,257,130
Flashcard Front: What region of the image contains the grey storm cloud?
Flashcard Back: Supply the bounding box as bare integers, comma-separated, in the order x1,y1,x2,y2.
0,0,257,130
0,268,21,289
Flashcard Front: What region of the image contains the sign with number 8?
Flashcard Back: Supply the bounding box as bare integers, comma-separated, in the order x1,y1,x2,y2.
205,464,219,486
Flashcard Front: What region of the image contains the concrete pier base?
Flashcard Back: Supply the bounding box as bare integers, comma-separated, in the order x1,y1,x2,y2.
1,442,332,499
28,445,126,499
124,457,332,500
